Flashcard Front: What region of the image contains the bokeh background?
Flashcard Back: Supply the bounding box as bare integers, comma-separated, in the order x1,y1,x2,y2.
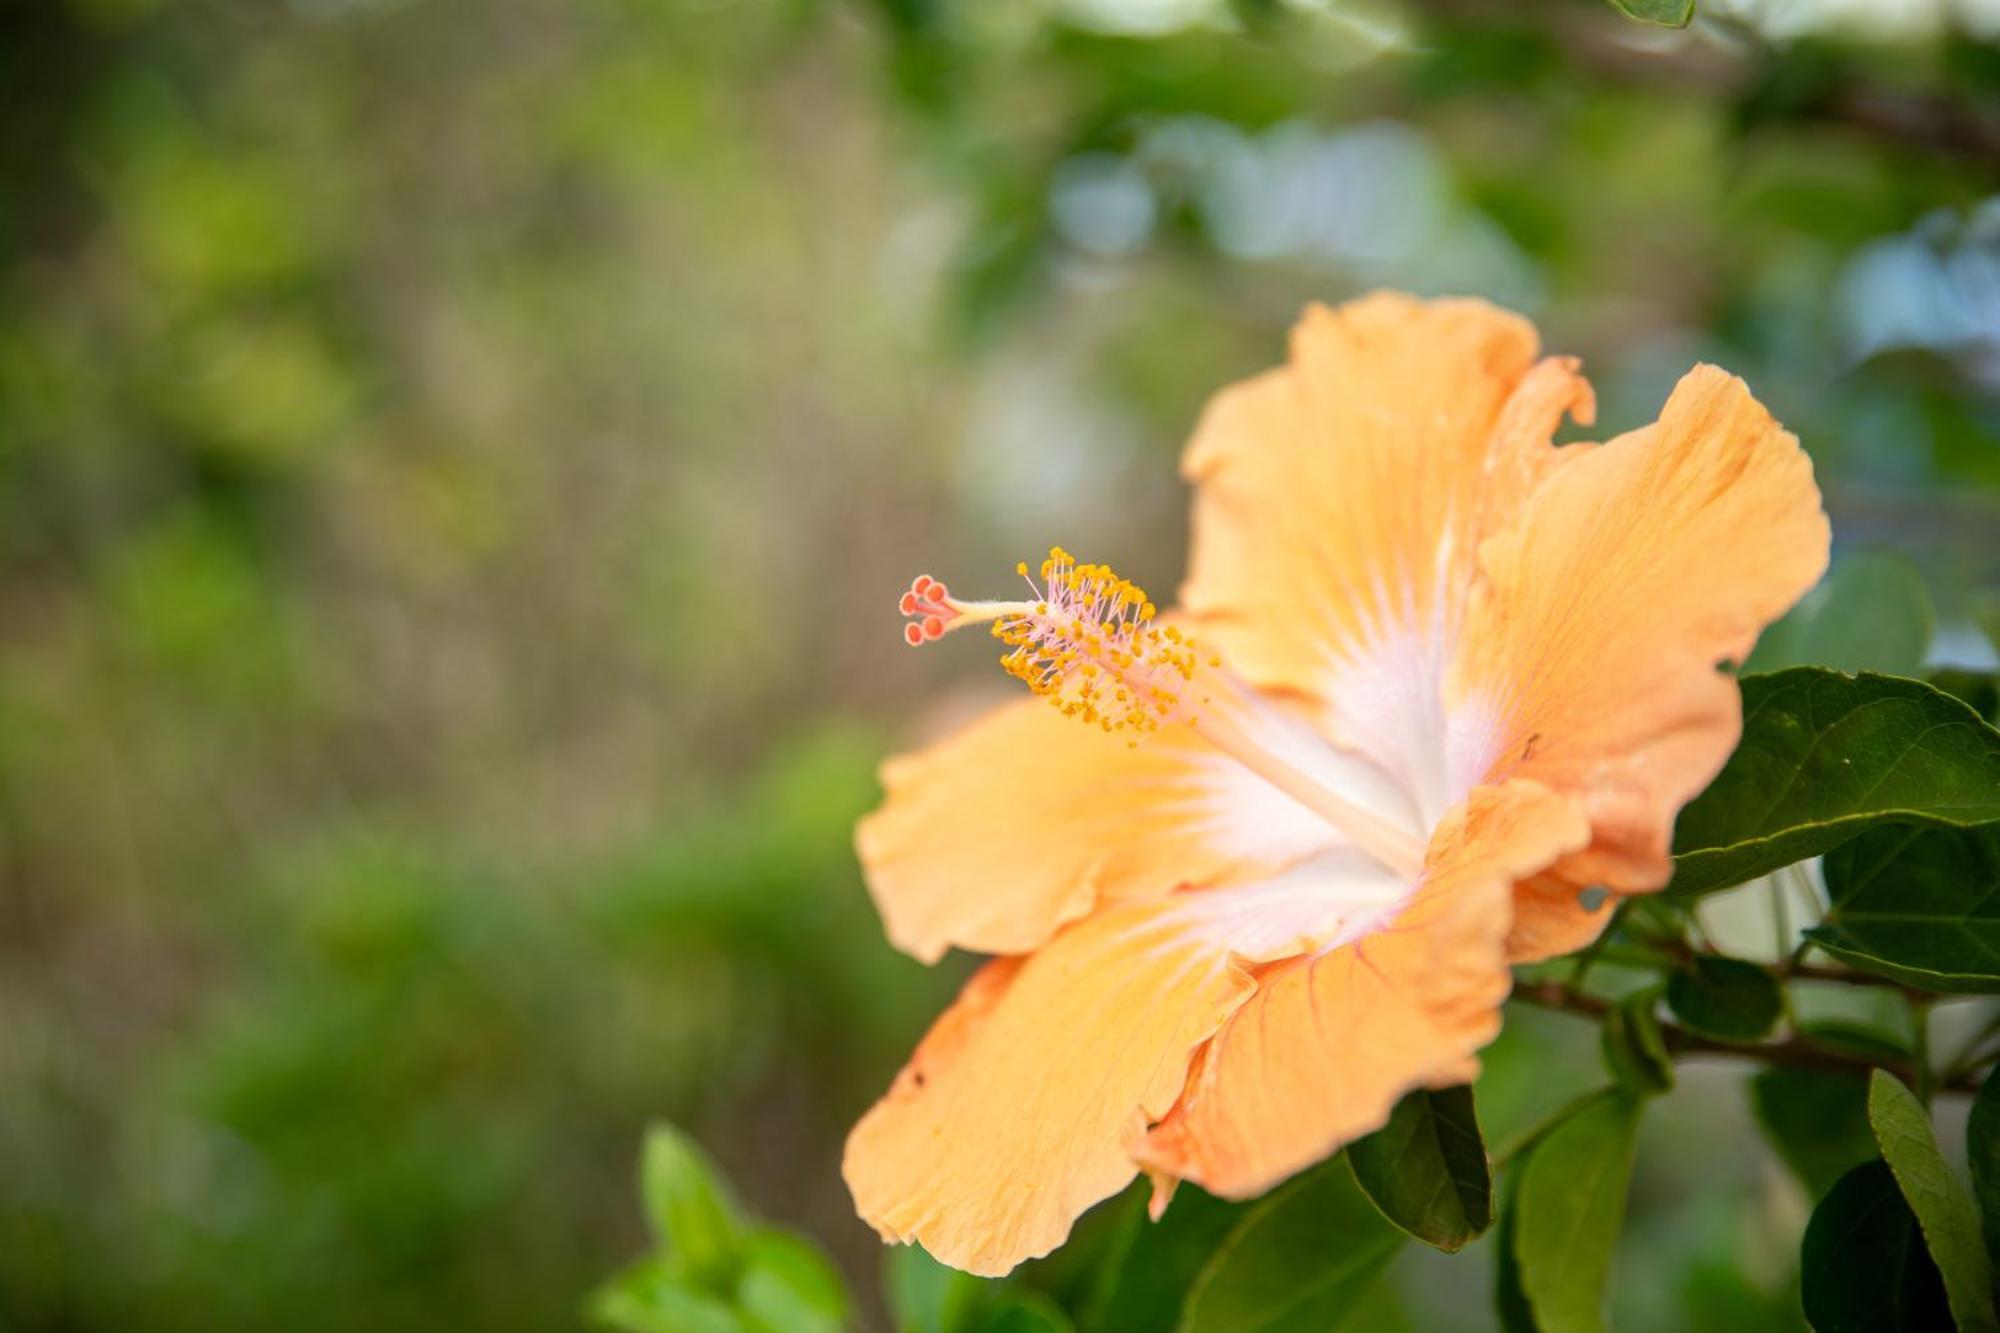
3,0,1998,1328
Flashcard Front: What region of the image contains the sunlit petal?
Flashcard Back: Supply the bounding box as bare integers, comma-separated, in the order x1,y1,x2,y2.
843,848,1410,1275
1454,365,1830,953
1139,780,1588,1200
857,681,1416,964
1180,292,1594,828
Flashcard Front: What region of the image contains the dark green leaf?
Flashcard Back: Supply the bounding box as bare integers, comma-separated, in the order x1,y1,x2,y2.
1513,1094,1643,1333
1931,668,1999,725
1606,0,1695,26
1750,1068,1876,1200
1745,551,1934,678
591,1258,746,1333
1670,670,2000,898
641,1123,747,1290
1079,1186,1240,1333
1347,1085,1493,1252
1868,1071,1999,1331
1599,989,1674,1094
1665,956,1783,1042
737,1230,851,1333
1968,1065,2000,1269
1179,1157,1404,1332
1810,823,2000,992
1801,1161,1951,1333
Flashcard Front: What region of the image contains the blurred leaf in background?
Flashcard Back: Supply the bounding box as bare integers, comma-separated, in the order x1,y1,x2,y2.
591,1123,851,1333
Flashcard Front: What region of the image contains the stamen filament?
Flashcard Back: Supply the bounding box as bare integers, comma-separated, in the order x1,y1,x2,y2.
1195,710,1427,881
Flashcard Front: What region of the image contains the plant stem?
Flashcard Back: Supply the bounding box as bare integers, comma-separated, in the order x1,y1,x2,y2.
1567,900,1631,990
1586,943,1684,971
1912,995,1936,1105
1510,981,1980,1095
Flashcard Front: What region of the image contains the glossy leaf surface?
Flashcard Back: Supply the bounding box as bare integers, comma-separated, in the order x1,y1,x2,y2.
1670,671,2000,898
1180,1159,1402,1333
1811,824,2000,992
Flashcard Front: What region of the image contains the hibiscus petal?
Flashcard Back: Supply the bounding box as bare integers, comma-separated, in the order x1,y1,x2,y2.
1137,779,1589,1202
842,849,1410,1276
1502,869,1614,962
1180,292,1594,827
857,684,1416,964
1453,364,1830,954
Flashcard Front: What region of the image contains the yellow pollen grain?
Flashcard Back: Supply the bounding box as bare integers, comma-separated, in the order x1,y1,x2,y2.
990,547,1206,741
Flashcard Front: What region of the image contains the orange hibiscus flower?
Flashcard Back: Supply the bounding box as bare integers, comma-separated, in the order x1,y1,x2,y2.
844,293,1830,1276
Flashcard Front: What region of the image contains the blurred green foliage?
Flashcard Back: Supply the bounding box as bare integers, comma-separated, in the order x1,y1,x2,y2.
1,0,1997,1328
3,720,944,1330
592,1123,851,1333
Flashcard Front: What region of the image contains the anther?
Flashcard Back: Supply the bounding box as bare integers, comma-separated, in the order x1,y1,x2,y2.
946,547,1207,738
